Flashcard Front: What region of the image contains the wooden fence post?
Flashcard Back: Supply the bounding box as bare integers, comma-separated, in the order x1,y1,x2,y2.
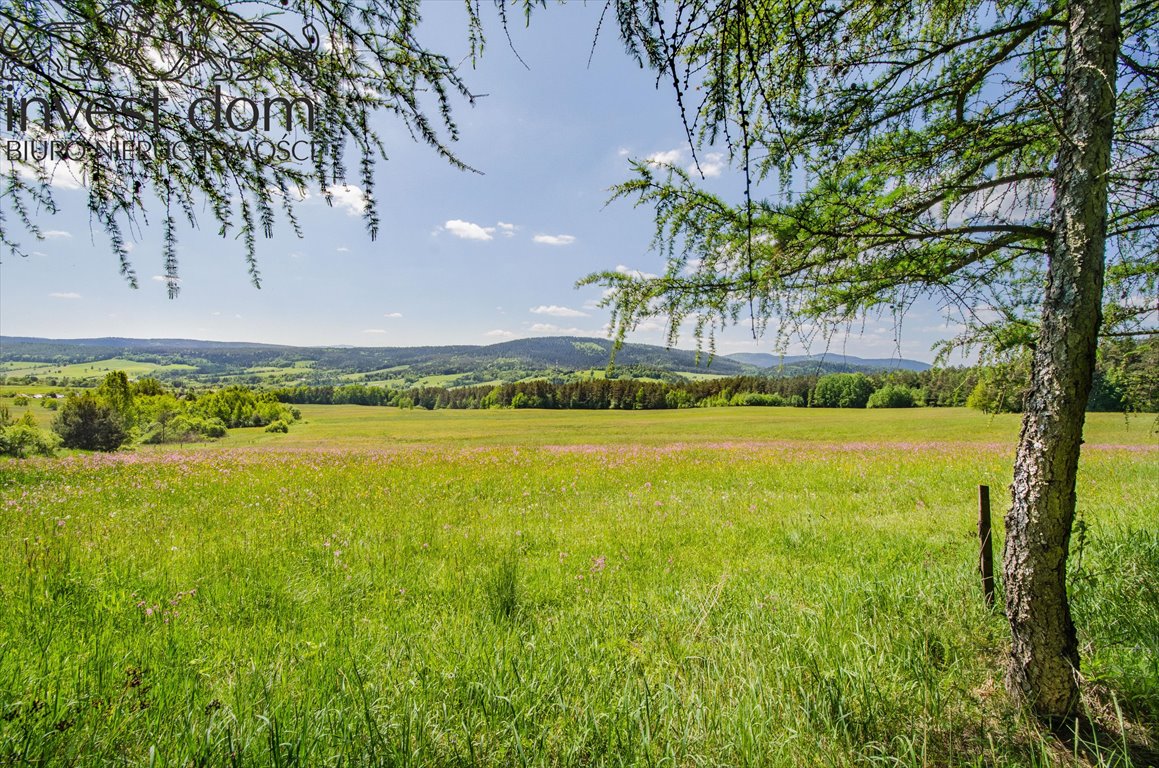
978,484,995,608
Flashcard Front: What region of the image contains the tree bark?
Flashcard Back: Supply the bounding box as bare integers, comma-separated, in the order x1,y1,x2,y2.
1003,0,1120,720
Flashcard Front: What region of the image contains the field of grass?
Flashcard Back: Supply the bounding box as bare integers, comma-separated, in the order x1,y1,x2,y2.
222,405,1157,450
0,358,196,380
0,408,1155,766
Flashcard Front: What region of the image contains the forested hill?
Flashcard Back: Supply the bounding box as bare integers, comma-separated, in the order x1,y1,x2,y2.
728,352,931,372
0,335,932,387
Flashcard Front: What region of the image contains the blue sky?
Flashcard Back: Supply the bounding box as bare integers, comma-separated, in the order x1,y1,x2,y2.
0,2,965,362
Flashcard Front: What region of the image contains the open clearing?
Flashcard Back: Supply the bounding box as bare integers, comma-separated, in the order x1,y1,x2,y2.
0,408,1155,765
0,358,196,380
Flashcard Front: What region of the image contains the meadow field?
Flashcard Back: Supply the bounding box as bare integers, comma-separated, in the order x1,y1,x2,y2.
0,408,1155,766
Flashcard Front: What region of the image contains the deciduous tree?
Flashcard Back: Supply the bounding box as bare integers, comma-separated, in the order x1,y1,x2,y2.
585,0,1156,719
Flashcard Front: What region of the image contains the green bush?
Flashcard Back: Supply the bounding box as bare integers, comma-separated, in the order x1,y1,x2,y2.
264,419,289,433
867,385,920,409
0,414,61,458
52,393,130,451
195,386,295,428
140,414,228,444
730,392,786,407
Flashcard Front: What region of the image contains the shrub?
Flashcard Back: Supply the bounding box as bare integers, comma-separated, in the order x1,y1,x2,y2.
140,415,228,444
194,386,295,428
867,385,920,409
0,414,61,458
264,419,289,433
52,393,130,451
731,392,786,407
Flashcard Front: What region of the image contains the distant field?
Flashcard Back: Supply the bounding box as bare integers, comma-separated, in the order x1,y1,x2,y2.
208,404,1158,451
0,408,1155,765
0,357,196,379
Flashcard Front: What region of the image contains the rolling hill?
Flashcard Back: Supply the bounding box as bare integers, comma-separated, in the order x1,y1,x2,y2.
0,336,931,387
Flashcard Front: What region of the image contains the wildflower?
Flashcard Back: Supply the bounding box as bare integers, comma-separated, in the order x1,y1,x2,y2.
591,555,606,573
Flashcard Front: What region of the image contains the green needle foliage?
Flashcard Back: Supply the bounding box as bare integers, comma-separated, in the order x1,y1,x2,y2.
585,0,1155,352
0,0,483,293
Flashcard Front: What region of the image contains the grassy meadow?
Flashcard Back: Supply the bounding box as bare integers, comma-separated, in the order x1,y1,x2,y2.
0,407,1156,766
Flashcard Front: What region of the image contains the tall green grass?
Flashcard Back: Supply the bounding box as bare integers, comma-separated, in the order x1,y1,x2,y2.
0,410,1155,766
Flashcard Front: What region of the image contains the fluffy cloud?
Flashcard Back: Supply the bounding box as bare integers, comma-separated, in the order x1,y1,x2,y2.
646,149,683,166
530,305,587,318
17,161,84,190
326,185,368,215
496,222,517,237
694,152,727,178
444,220,495,241
533,234,575,246
616,264,659,280
484,329,516,339
48,291,81,299
383,312,403,319
42,230,72,239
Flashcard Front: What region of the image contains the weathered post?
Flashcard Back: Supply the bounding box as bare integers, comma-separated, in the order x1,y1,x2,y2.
978,484,995,608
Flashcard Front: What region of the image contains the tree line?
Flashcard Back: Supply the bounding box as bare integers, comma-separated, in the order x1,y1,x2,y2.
268,344,1156,413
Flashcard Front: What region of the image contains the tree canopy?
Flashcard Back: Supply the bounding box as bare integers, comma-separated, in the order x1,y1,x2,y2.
1,0,482,294
586,0,1156,353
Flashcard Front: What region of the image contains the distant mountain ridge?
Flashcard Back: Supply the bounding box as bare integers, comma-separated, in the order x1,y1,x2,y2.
0,336,931,385
725,351,931,372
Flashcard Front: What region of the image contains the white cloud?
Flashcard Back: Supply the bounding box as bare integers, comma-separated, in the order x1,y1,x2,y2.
48,291,81,299
42,230,72,239
383,312,403,318
444,219,495,241
496,222,517,237
485,329,516,339
646,149,683,166
325,185,367,215
616,264,659,280
533,234,575,246
530,305,588,318
336,246,350,252
362,328,387,334
15,159,84,190
617,147,631,157
693,152,726,178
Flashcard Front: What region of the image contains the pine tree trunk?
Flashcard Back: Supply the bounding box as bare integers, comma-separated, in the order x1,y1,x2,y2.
1002,0,1119,720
